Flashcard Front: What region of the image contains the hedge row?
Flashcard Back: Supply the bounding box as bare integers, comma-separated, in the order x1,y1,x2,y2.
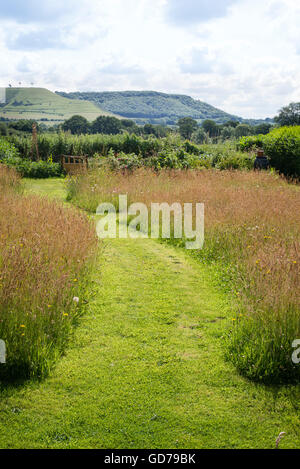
239,126,300,177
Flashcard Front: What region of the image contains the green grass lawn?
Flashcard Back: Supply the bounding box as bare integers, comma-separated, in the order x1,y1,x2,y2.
23,177,67,200
0,179,299,449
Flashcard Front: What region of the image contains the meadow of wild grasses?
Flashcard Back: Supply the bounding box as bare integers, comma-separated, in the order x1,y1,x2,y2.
67,167,300,384
0,165,97,380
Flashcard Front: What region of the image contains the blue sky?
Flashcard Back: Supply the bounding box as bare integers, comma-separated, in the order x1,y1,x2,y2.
0,0,299,118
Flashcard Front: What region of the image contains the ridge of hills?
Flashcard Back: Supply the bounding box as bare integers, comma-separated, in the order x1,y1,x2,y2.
57,90,272,125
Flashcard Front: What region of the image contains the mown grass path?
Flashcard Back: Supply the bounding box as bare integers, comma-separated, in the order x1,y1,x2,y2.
0,179,298,449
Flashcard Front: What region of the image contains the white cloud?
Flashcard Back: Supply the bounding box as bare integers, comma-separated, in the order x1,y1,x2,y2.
0,0,77,23
179,49,214,74
0,0,299,118
164,0,239,25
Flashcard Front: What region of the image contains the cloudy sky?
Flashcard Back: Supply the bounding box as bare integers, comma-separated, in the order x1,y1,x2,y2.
0,0,299,118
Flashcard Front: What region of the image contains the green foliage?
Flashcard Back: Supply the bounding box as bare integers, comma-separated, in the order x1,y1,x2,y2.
149,148,194,170
2,156,63,178
192,128,208,144
240,126,300,177
220,126,235,141
234,123,252,137
6,132,164,160
6,133,256,172
226,307,299,384
198,142,255,170
223,120,239,128
0,123,8,136
91,116,122,135
202,119,219,137
0,138,19,159
57,90,242,125
183,140,202,155
263,126,300,177
0,140,63,178
253,123,272,135
143,123,168,138
8,119,39,133
274,102,300,126
177,117,198,139
238,135,264,151
107,150,142,172
62,115,90,135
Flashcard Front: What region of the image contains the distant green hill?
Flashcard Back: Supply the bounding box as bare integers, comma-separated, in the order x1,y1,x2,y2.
56,90,270,125
0,88,115,124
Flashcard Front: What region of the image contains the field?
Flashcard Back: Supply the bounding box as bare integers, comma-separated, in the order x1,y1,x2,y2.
0,175,299,449
0,88,116,124
0,139,299,448
68,168,300,384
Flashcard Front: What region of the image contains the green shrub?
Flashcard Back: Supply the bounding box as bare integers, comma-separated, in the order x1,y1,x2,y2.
0,138,19,159
263,126,300,177
199,142,255,170
239,126,300,177
107,150,142,172
2,156,63,178
238,135,264,152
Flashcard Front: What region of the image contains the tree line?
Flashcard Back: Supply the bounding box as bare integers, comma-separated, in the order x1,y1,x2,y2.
1,102,299,141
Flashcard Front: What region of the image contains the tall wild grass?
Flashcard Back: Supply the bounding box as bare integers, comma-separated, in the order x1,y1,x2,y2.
0,165,98,380
67,168,300,383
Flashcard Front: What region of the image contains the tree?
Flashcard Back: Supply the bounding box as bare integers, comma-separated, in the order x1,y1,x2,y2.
253,123,272,135
223,120,239,128
0,123,7,136
202,119,219,137
192,128,207,144
62,115,89,135
220,126,235,141
274,102,300,126
177,117,198,140
91,116,122,135
143,123,157,135
234,124,252,138
8,119,40,133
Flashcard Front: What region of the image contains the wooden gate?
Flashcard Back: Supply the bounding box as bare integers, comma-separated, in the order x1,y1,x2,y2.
61,155,88,174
